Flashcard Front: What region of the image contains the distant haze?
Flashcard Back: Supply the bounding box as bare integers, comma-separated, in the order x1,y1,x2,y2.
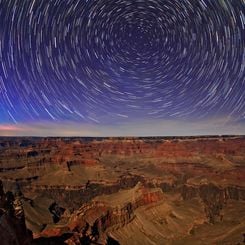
1,117,244,137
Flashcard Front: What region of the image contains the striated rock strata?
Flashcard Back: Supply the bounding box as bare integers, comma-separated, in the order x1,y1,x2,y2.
0,136,244,244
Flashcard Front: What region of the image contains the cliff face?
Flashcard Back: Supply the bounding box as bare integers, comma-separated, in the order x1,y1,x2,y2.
0,180,32,245
0,136,244,244
37,183,164,244
0,136,244,167
181,183,245,223
0,136,244,190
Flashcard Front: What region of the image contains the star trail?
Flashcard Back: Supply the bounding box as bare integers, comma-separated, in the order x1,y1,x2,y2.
0,0,244,135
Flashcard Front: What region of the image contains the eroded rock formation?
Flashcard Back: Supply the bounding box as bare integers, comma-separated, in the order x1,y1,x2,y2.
0,180,32,245
0,136,244,244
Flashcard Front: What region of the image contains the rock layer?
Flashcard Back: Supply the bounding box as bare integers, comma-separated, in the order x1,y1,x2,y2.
0,136,244,244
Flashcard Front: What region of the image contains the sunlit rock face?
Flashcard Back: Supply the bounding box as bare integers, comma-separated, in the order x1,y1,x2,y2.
0,136,244,244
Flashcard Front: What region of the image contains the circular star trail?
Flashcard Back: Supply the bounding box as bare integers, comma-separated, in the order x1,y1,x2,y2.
0,0,244,125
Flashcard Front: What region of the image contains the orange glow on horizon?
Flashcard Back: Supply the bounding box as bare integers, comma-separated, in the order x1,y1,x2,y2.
0,125,22,131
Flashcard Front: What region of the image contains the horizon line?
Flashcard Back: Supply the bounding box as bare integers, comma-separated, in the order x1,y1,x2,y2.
0,134,244,138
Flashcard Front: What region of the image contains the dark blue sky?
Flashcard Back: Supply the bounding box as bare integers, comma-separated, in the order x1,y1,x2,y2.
0,0,244,136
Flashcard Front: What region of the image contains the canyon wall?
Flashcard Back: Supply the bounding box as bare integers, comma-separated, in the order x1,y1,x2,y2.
0,136,244,244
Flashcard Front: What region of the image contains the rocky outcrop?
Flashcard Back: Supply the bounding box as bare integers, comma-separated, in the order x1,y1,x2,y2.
0,180,32,245
36,184,163,244
181,183,245,223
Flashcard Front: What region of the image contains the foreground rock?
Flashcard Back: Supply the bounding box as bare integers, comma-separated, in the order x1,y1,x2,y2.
0,180,32,245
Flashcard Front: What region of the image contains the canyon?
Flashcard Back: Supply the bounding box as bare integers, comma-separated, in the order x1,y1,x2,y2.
0,135,244,244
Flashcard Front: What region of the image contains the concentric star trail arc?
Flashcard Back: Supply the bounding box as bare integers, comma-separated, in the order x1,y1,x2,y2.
0,0,244,130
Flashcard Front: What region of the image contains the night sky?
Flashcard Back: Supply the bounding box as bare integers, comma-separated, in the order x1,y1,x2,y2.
0,0,244,136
